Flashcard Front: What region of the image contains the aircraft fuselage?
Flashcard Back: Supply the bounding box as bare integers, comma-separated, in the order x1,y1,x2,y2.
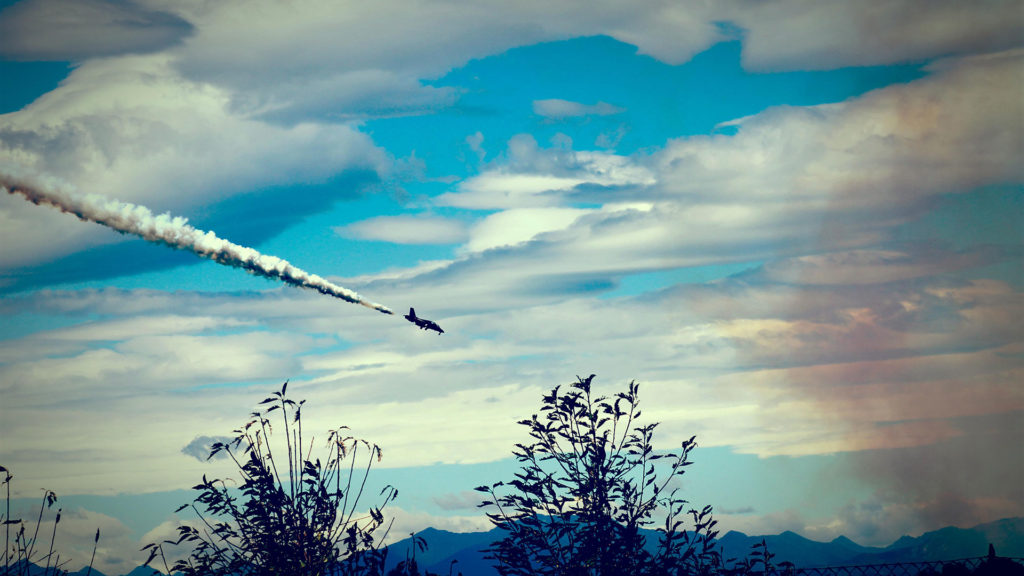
404,308,444,334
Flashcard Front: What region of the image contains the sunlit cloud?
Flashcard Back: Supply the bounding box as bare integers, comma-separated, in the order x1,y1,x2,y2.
337,214,470,245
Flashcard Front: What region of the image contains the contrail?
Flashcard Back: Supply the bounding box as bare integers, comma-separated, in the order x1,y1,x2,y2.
2,175,393,315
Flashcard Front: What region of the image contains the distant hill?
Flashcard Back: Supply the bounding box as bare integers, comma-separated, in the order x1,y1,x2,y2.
6,561,108,576
848,517,1024,564
121,567,159,576
715,518,1024,568
84,516,1024,576
383,526,498,574
395,517,1024,576
716,529,888,568
68,568,109,576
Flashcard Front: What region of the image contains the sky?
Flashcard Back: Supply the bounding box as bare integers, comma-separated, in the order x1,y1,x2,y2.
0,0,1022,574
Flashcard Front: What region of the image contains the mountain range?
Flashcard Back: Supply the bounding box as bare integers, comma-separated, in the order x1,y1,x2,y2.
36,517,1024,575
380,517,1024,576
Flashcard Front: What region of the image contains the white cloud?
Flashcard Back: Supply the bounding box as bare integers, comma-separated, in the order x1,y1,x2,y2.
45,314,254,341
439,173,589,210
3,0,1019,277
157,0,1022,116
0,241,1020,505
464,208,591,253
408,49,1024,296
139,517,204,570
533,99,625,119
165,0,724,120
336,215,469,245
0,53,387,269
438,137,655,210
3,55,385,203
1,496,144,569
466,131,486,163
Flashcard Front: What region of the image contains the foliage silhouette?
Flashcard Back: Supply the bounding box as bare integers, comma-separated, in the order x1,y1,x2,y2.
143,382,397,576
1,466,99,576
383,533,463,576
725,538,796,576
476,375,720,576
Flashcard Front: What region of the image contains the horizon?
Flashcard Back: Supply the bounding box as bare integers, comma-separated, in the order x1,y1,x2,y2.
4,496,1021,575
1,1,1022,574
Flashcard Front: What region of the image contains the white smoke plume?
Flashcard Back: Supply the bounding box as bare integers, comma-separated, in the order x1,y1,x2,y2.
2,174,393,315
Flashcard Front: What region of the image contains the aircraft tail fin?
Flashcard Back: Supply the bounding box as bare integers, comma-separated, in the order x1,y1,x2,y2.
408,307,416,318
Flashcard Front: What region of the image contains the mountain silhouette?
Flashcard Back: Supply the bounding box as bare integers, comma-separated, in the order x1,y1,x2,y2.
383,526,497,574
717,528,889,567
848,517,1024,564
44,517,1023,576
393,516,1024,575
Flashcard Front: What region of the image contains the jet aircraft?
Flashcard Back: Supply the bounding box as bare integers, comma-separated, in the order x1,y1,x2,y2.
404,308,444,334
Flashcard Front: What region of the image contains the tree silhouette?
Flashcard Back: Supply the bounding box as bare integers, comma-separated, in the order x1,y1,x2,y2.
143,382,396,576
476,375,720,576
1,466,100,576
383,532,463,576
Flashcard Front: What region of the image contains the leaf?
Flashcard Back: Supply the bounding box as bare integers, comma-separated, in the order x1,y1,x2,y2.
142,546,159,567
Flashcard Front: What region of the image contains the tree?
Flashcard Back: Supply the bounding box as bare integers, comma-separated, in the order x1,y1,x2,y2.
476,375,720,576
143,382,397,576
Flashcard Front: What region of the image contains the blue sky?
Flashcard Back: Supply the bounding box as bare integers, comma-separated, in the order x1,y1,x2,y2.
1,1,1022,574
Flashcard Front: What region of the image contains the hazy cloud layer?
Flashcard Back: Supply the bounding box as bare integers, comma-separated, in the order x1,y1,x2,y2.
725,0,1024,71
1,252,1018,489
0,0,193,61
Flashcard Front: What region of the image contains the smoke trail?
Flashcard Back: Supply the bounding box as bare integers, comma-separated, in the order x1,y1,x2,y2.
2,175,393,315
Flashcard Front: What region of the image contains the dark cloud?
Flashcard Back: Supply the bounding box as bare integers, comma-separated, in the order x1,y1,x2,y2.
720,505,757,515
813,412,1024,544
751,245,1016,288
843,413,1024,509
0,125,96,177
728,0,1024,71
0,0,194,61
181,435,235,462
